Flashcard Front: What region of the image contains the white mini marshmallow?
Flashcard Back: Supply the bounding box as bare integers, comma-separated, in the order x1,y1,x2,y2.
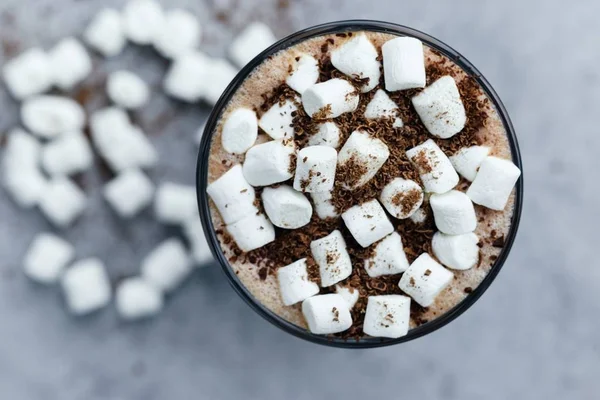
302,78,359,118
430,190,477,235
84,8,126,57
310,191,339,219
363,295,411,338
286,54,319,94
409,207,427,224
163,51,211,102
335,285,359,309
310,230,352,287
331,33,381,92
398,253,453,307
103,169,154,218
2,128,40,170
39,178,86,228
229,22,276,67
107,70,150,110
277,258,320,306
379,178,424,219
203,58,238,105
48,38,92,90
61,258,111,315
382,37,426,91
141,238,192,293
41,132,93,176
116,277,164,320
206,164,257,224
467,156,521,211
123,0,165,45
364,89,403,127
432,232,479,271
221,108,258,154
2,168,46,208
342,199,394,248
226,213,275,252
262,185,313,229
412,76,466,139
406,139,459,194
154,182,197,225
153,9,201,59
243,140,295,187
182,218,214,266
23,233,75,284
259,98,297,140
363,232,409,277
308,122,341,148
21,96,85,139
337,130,390,190
450,146,490,182
293,145,337,193
302,294,352,334
2,48,52,100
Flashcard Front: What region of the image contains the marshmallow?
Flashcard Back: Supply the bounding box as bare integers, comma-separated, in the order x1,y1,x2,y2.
412,76,466,139
379,178,424,219
84,8,126,57
364,89,403,127
363,232,409,277
302,294,352,334
342,199,394,248
103,169,154,218
123,0,165,45
450,146,490,182
259,98,297,140
302,79,359,118
335,285,359,309
286,54,319,94
182,217,214,266
2,48,52,100
262,185,313,229
310,191,339,219
203,58,238,105
243,140,295,187
331,33,381,92
432,232,479,270
163,51,211,102
337,130,390,190
207,164,257,224
21,96,85,139
382,37,426,91
277,258,320,306
2,167,46,208
293,145,337,193
409,207,427,224
61,258,111,315
363,295,411,338
430,190,477,235
308,122,341,148
229,22,276,67
39,178,86,228
153,9,201,59
41,132,93,176
226,213,275,252
398,253,453,307
48,38,92,91
23,233,75,284
154,182,198,225
310,230,353,287
107,70,150,110
466,156,521,211
141,238,192,293
115,277,164,320
406,139,459,194
221,108,258,154
2,128,40,170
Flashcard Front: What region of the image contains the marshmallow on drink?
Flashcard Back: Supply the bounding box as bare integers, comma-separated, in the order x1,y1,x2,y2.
61,258,111,315
141,238,192,293
286,54,319,94
432,232,479,270
363,232,409,277
302,294,352,334
379,178,424,219
342,199,394,248
226,213,275,252
39,178,86,228
107,70,150,110
103,169,154,218
363,295,411,338
182,218,214,266
163,51,211,102
336,285,360,309
259,98,297,140
382,37,426,91
398,253,453,307
23,233,75,284
229,22,276,67
406,139,459,194
221,108,258,154
277,258,320,306
2,48,52,100
154,182,198,225
243,140,295,187
412,76,466,139
467,156,521,210
310,230,352,287
207,164,257,224
310,191,339,219
203,58,238,105
84,8,126,57
153,9,201,59
331,33,381,92
41,132,93,176
308,122,341,148
115,277,164,320
337,130,390,190
262,185,313,229
302,79,359,118
48,38,92,91
430,190,477,235
364,89,404,128
21,96,85,139
123,0,165,45
409,207,428,224
293,146,337,193
450,146,490,182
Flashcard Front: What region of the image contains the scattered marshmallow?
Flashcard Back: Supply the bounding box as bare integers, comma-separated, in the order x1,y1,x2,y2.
262,185,313,229
430,190,477,235
259,98,297,140
310,191,339,219
23,233,75,284
363,295,411,339
48,37,92,91
2,167,47,208
331,33,380,92
2,128,40,170
310,230,353,287
154,182,197,225
203,58,238,105
41,132,93,176
206,164,257,224
363,232,409,277
103,169,154,218
286,54,319,94
182,217,214,266
341,199,394,248
107,70,150,110
398,253,453,307
308,122,341,148
409,207,428,224
115,277,164,320
226,213,275,252
335,285,359,309
83,8,126,57
39,178,86,228
450,146,490,182
293,145,337,193
466,156,521,211
432,232,479,271
2,48,52,100
364,89,403,127
382,37,426,91
379,178,424,219
221,108,258,154
122,0,165,45
337,130,390,190
21,96,85,139
302,294,352,334
412,76,466,139
141,238,192,293
277,258,320,306
243,140,295,187
61,258,111,315
163,51,211,102
153,9,201,59
406,139,459,194
229,22,276,67
302,78,359,118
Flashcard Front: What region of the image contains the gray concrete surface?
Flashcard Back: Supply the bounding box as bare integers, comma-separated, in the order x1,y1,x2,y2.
0,0,598,399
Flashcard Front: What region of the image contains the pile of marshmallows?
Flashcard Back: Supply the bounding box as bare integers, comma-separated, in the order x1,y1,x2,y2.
209,32,521,339
1,0,278,320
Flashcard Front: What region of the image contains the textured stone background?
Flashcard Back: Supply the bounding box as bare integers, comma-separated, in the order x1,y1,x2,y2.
0,0,598,399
